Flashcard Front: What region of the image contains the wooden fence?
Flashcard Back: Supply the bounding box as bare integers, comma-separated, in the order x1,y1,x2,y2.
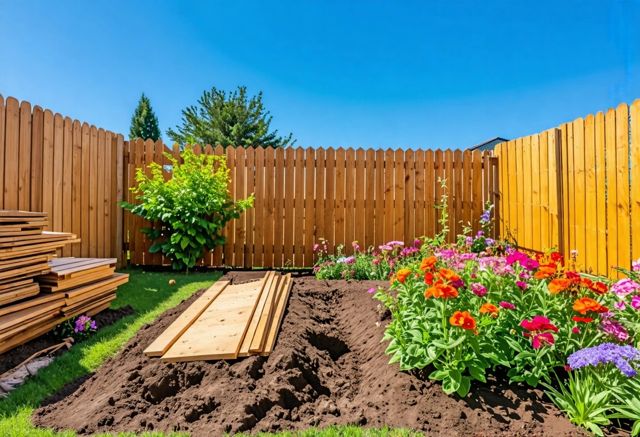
495,100,640,277
124,139,498,267
0,95,124,261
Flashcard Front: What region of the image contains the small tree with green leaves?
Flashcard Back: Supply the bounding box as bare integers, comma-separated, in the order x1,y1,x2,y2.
130,93,161,141
167,85,294,148
121,147,253,270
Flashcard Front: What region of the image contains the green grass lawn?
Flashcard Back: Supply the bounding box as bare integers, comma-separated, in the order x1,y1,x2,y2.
0,268,419,437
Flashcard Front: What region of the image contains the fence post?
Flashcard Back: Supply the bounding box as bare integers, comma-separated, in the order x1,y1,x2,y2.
552,128,565,256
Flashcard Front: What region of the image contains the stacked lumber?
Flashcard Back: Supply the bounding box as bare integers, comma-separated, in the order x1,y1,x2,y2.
0,211,78,308
0,256,129,355
144,271,292,362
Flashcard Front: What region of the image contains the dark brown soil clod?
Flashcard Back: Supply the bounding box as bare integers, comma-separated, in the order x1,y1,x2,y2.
32,275,583,436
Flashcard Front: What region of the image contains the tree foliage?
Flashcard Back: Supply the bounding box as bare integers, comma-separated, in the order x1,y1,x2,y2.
121,147,253,270
167,86,294,148
129,93,161,141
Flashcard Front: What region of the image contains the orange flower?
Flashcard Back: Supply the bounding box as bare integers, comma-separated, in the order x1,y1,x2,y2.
424,271,435,285
439,268,461,284
573,297,608,315
420,256,437,272
534,263,557,279
424,281,459,299
479,303,499,317
449,311,477,330
589,281,608,295
396,268,412,284
548,278,572,294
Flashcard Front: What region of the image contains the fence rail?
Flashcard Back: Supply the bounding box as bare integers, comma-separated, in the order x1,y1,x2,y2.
0,95,124,261
124,140,498,268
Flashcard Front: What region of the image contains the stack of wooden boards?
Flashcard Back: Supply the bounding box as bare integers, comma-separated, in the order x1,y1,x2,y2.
0,256,129,354
144,271,292,362
0,210,79,307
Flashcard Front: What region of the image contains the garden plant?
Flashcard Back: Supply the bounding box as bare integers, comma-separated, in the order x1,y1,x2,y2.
314,189,640,436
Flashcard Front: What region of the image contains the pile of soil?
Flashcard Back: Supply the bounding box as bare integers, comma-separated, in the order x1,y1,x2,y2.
33,275,583,436
0,306,134,375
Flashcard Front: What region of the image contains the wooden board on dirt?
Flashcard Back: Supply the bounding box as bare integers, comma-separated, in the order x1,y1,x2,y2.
238,272,279,357
244,272,281,355
261,273,293,355
161,277,268,362
144,280,230,357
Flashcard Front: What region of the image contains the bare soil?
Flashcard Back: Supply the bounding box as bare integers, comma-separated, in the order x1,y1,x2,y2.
33,274,583,436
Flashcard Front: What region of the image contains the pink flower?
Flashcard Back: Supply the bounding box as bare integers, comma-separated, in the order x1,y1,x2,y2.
572,327,580,334
614,300,626,311
532,332,555,349
600,318,629,342
633,258,640,272
631,295,640,310
352,241,361,252
499,301,516,310
367,287,376,294
470,283,487,297
611,278,640,296
516,281,528,290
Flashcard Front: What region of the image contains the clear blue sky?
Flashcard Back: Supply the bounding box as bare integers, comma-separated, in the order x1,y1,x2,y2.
1,1,639,149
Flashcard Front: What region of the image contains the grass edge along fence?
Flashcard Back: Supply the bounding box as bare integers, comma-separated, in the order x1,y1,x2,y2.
495,99,640,278
124,140,498,268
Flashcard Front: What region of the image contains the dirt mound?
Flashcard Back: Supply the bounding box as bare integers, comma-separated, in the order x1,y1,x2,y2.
33,276,582,436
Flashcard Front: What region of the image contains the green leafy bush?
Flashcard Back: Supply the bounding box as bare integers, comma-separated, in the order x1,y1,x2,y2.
121,147,253,270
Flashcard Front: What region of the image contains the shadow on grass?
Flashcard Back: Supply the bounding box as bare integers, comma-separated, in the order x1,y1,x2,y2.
0,267,222,420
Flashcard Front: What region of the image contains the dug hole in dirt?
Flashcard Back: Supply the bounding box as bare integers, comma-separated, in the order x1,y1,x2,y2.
33,273,583,436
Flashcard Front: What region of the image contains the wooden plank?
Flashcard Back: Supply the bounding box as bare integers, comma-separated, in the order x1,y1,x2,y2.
615,103,631,271
80,123,90,257
114,134,124,263
31,106,44,211
425,150,436,237
103,133,113,260
0,299,64,332
61,117,73,256
282,147,294,265
239,271,277,356
374,149,384,245
223,146,236,265
530,134,541,251
143,280,230,356
0,96,4,209
414,150,425,239
573,118,587,270
248,273,281,354
335,148,346,247
293,148,305,265
394,149,405,242
261,273,293,355
64,273,129,303
323,148,335,253
0,314,65,354
162,278,268,361
522,136,533,250
631,100,640,263
453,150,462,237
566,123,576,264
4,97,20,210
63,293,116,316
461,150,472,231
383,149,394,243
559,125,570,260
364,149,375,248
262,147,275,267
304,148,316,265
0,283,40,307
89,126,99,257
404,149,415,243
52,114,64,234
38,267,115,292
344,148,355,253
18,101,33,210
314,148,326,259
583,115,598,272
233,147,246,267
594,113,608,275
70,121,82,257
538,132,550,250
355,148,366,250
253,147,265,267
444,150,454,243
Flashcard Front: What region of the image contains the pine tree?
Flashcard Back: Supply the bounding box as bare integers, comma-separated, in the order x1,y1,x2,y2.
130,93,160,141
167,86,294,148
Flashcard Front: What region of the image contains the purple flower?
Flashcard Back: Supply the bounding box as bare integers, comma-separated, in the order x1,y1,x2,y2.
378,244,393,251
465,236,473,246
611,278,640,297
400,246,419,257
567,343,640,377
614,300,626,311
470,283,487,297
499,301,516,310
480,208,492,223
600,318,629,342
387,240,405,247
631,295,640,310
367,287,376,294
90,320,97,330
485,238,495,246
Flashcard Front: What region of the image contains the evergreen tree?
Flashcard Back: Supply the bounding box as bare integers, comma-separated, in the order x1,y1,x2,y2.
130,93,161,141
167,86,294,148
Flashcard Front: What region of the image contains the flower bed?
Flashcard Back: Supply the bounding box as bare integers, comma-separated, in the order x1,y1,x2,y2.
315,204,640,436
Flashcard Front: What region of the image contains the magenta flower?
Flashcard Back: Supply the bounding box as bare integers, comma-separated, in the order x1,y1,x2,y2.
601,318,629,342
611,278,640,297
615,301,626,311
470,283,487,297
499,301,516,310
631,295,640,310
367,287,376,294
516,281,528,290
532,332,555,349
633,258,640,272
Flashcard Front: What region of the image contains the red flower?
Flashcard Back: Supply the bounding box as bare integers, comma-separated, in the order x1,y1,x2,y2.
424,272,435,285
550,252,564,264
520,316,558,349
449,311,477,331
589,281,608,294
572,316,594,323
532,332,555,349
